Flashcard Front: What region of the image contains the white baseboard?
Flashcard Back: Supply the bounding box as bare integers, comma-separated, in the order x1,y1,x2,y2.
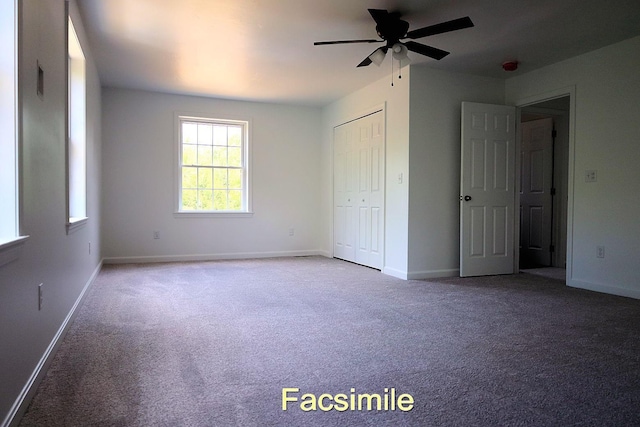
103,250,324,265
383,266,408,280
407,269,460,280
383,267,460,280
3,261,103,427
568,278,640,300
317,250,332,258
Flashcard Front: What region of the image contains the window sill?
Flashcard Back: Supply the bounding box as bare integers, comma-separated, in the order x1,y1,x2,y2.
173,211,254,219
0,235,29,268
66,217,88,234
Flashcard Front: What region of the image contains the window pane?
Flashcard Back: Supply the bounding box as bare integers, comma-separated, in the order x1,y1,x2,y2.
228,147,242,167
182,167,197,188
183,123,197,144
197,123,213,145
198,168,212,189
213,146,228,166
213,168,227,189
197,145,212,166
228,169,242,189
228,127,242,146
182,144,197,165
182,189,197,210
178,117,248,213
213,126,227,146
199,190,213,210
213,190,227,210
228,190,242,210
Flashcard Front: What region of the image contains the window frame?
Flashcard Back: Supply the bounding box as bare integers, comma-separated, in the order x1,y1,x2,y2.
0,0,28,266
66,16,88,233
174,113,252,217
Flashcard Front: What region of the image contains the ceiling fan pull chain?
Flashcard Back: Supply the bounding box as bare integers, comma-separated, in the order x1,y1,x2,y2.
391,56,394,87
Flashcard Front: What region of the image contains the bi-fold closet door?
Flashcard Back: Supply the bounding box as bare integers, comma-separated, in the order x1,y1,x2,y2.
333,110,384,270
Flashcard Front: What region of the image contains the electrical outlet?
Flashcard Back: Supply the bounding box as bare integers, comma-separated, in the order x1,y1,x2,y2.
153,231,160,239
585,170,597,182
597,246,605,259
289,228,295,236
38,283,43,310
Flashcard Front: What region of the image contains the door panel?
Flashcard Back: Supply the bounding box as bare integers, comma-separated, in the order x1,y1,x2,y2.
520,118,553,267
461,102,516,277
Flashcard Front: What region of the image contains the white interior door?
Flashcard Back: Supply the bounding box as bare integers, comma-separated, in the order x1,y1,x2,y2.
460,102,516,277
519,118,554,267
334,111,384,269
333,125,356,262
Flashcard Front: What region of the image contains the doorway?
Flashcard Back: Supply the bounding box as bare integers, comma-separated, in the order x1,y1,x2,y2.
518,96,570,271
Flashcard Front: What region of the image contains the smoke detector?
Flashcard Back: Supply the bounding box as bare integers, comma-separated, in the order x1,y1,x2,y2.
502,61,518,72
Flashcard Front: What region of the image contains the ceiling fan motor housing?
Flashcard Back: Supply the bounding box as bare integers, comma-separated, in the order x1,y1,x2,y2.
376,19,410,45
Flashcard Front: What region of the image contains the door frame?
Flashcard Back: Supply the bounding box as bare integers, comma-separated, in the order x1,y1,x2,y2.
513,86,576,281
331,103,387,267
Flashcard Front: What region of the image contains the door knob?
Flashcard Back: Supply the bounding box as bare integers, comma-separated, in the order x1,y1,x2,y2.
463,195,472,201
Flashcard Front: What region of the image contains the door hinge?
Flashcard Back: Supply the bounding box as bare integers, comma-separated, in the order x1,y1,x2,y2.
550,187,556,196
550,245,555,253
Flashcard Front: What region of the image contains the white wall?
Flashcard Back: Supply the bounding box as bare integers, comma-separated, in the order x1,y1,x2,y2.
506,36,640,298
101,89,323,262
407,67,504,278
0,1,102,425
321,70,411,277
320,66,504,279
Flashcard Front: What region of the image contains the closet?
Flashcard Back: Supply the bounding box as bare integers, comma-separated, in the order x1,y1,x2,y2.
333,110,385,269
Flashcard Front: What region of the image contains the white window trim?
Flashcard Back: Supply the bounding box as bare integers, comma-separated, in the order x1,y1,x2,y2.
0,0,29,267
66,216,89,234
0,236,29,268
66,16,87,234
173,112,253,217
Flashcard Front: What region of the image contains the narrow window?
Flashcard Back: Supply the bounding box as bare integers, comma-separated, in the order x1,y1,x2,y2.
0,0,18,245
177,116,250,213
67,17,87,230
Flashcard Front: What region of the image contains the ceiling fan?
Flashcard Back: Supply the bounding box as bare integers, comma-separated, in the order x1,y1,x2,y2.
314,9,474,67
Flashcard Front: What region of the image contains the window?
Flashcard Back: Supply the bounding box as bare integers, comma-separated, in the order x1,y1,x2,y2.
0,0,19,247
67,17,87,231
177,116,250,214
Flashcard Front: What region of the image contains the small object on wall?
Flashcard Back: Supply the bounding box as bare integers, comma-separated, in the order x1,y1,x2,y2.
37,61,44,99
502,61,518,72
585,170,597,182
38,283,43,310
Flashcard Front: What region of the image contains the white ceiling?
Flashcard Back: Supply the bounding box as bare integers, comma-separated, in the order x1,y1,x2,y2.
77,0,640,106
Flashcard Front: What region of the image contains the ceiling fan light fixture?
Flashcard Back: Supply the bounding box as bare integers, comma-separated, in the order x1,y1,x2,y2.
369,47,387,66
391,43,408,60
391,43,411,68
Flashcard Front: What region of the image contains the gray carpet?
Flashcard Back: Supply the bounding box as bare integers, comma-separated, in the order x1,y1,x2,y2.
19,256,640,426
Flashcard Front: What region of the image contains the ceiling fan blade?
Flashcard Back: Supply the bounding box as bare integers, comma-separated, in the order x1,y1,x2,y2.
314,39,381,46
404,41,449,60
368,9,390,25
357,57,373,67
405,16,474,39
